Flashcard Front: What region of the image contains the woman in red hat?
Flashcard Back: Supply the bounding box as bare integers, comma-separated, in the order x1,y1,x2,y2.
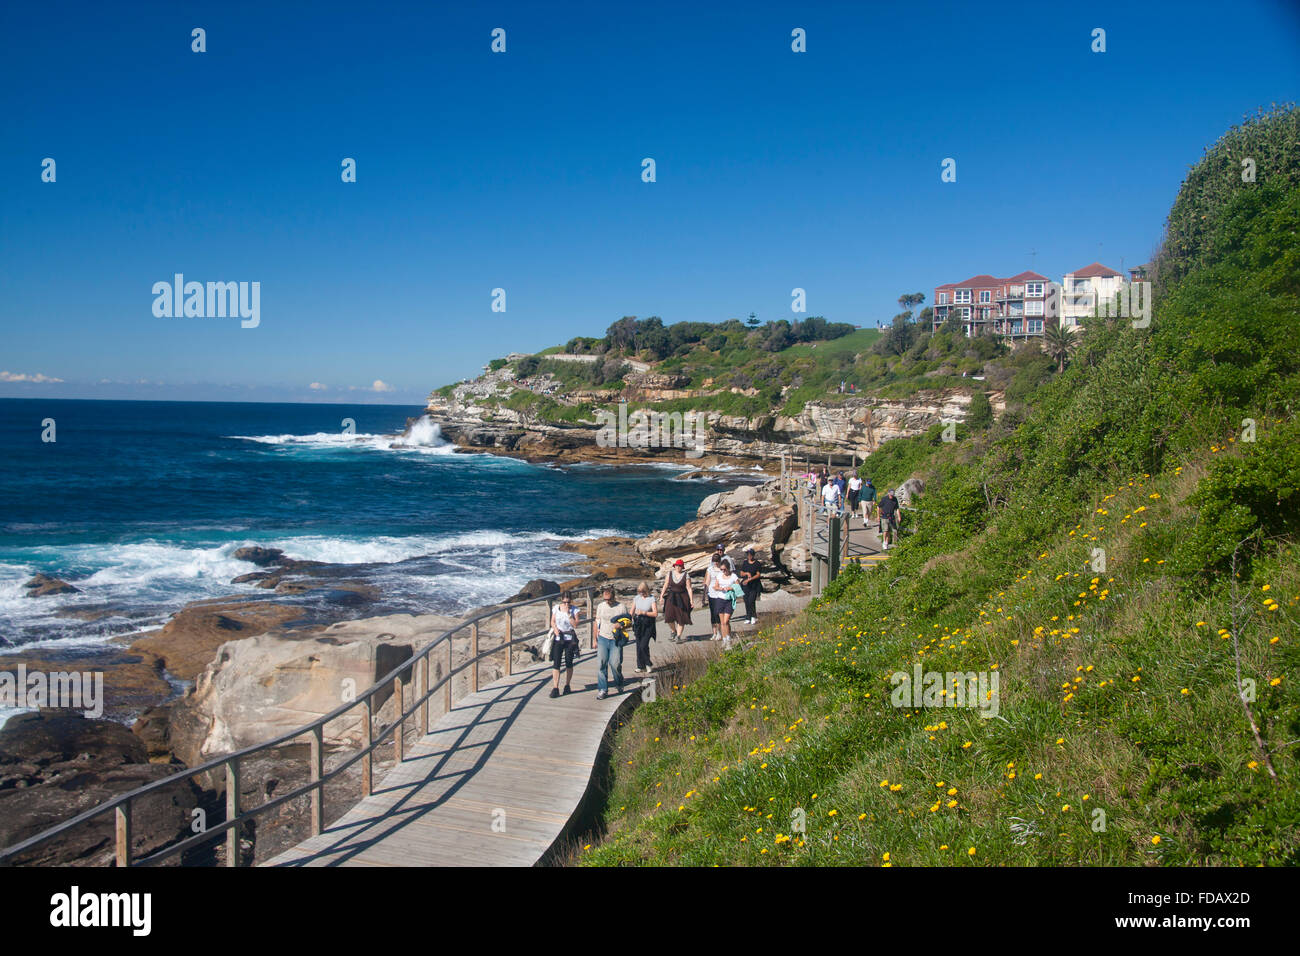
659,558,694,643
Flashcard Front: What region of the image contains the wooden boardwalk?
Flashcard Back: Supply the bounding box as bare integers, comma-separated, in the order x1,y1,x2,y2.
266,602,789,867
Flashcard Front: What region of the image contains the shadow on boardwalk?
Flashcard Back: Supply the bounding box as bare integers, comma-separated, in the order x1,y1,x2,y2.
268,591,812,867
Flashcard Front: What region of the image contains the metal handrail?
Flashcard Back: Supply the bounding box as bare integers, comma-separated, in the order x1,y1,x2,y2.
0,584,602,867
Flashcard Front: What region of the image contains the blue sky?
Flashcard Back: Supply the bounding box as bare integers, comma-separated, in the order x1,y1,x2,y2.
2,0,1297,404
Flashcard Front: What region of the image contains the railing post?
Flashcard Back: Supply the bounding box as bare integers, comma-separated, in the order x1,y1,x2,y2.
115,799,131,868
505,609,513,677
470,622,479,693
309,725,324,836
225,757,240,867
361,695,373,797
444,639,452,714
417,654,428,734
394,672,405,763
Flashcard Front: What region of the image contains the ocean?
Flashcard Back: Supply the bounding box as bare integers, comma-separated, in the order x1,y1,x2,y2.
0,398,746,658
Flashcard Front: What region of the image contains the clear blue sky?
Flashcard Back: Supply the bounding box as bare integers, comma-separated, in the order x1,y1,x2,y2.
2,0,1297,404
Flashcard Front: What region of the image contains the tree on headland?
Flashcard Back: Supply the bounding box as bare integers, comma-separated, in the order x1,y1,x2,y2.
898,292,925,315
606,316,638,352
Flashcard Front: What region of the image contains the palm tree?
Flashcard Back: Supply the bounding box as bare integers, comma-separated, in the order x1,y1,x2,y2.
1042,320,1073,372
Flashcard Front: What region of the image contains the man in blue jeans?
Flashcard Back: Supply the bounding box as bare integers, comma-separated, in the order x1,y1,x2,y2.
594,586,628,699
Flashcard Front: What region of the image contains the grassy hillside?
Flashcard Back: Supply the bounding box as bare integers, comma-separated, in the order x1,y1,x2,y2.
581,106,1300,866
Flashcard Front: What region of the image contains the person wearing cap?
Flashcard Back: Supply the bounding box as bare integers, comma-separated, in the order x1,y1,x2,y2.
594,585,628,699
659,558,694,642
860,478,877,524
738,547,763,625
878,489,902,549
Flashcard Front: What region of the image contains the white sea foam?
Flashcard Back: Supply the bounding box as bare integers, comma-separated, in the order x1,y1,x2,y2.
0,525,628,650
228,417,457,456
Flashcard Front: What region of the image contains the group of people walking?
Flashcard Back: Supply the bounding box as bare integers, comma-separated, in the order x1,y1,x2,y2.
546,543,764,700
804,468,903,548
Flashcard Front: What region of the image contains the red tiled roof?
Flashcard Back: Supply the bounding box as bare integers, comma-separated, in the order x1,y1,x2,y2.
1005,270,1049,282
935,282,957,290
956,274,1003,287
1069,262,1122,278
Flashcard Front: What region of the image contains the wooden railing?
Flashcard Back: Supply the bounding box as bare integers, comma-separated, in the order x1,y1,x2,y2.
0,585,602,868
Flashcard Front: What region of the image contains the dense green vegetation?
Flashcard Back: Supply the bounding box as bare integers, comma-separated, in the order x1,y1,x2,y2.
581,108,1300,866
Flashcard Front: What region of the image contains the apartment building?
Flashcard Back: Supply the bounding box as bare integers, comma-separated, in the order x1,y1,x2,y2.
1060,262,1125,331
933,270,1052,340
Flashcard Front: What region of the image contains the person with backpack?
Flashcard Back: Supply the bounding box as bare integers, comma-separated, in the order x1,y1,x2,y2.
548,592,582,699
594,586,629,699
878,489,902,549
631,581,657,673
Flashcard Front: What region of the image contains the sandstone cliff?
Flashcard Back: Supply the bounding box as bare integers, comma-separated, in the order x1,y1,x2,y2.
424,380,1002,467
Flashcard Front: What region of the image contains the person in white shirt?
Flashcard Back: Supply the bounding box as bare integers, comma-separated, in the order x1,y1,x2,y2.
631,582,657,673
711,562,740,649
847,474,863,520
548,592,583,698
594,586,629,699
821,478,842,516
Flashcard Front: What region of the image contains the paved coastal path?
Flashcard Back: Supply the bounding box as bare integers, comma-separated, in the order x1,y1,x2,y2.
267,589,813,867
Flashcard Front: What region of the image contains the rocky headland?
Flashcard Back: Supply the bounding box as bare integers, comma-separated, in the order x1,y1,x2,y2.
424,362,999,468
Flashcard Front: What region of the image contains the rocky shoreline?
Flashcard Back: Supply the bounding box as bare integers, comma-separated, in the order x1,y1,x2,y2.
0,474,807,865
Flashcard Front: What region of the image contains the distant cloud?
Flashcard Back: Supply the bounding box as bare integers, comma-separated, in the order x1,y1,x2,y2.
371,380,395,393
309,382,327,390
0,370,64,383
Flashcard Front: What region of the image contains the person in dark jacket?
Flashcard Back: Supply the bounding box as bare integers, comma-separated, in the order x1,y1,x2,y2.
738,547,762,625
631,582,657,672
878,489,902,549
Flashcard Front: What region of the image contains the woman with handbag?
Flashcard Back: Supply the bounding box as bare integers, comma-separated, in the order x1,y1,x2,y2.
548,592,582,699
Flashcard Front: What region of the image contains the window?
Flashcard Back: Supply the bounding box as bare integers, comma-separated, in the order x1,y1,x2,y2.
1025,300,1044,316
1028,319,1043,334
955,289,971,304
979,290,991,303
980,307,990,319
1024,282,1044,297
960,306,971,319
1011,321,1023,334
937,292,949,305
